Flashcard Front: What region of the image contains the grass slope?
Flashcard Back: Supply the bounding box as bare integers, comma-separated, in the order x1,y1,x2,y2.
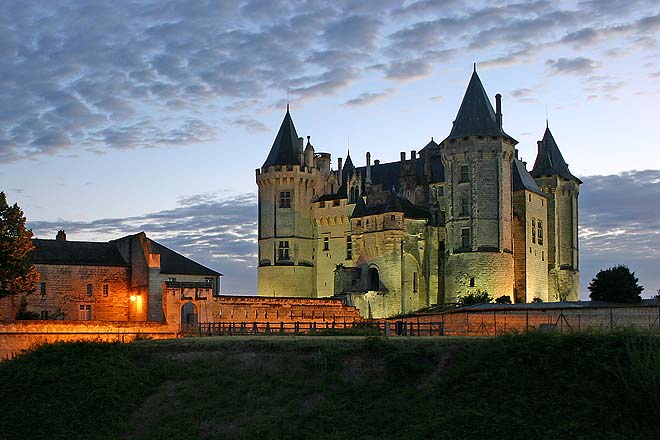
0,333,659,440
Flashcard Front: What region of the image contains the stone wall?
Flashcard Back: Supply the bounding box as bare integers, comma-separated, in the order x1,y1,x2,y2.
0,321,176,360
444,251,514,302
0,264,136,322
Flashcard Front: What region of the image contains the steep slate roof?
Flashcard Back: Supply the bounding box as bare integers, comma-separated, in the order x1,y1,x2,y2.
352,190,430,219
32,239,128,266
444,70,516,143
262,108,301,167
148,240,222,276
512,159,545,196
531,126,582,183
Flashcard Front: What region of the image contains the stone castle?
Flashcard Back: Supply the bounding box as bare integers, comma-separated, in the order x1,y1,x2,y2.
256,69,581,318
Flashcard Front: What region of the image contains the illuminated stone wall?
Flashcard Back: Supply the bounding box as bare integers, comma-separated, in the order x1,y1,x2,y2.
513,190,549,302
1,264,136,322
444,251,514,302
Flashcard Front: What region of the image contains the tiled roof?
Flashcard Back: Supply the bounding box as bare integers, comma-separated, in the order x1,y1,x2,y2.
531,126,581,183
352,191,430,220
444,70,516,144
32,239,128,266
262,108,301,167
512,159,545,196
148,240,222,276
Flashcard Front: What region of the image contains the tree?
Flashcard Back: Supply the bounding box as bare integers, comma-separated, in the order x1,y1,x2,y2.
495,295,512,304
0,192,38,297
458,290,492,306
588,265,643,304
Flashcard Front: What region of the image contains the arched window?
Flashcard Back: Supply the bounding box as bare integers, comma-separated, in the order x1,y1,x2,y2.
350,185,360,204
368,267,379,291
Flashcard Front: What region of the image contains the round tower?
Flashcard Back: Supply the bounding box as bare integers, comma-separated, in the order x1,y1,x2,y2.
441,69,516,301
531,125,581,301
256,108,320,297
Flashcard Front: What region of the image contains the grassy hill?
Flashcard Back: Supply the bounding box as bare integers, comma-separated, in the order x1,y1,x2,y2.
1,332,659,439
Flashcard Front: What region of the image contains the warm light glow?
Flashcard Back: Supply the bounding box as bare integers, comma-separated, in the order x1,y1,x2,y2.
130,295,137,302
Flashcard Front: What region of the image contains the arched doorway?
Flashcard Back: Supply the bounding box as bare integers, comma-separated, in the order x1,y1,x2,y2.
368,267,379,291
181,302,197,328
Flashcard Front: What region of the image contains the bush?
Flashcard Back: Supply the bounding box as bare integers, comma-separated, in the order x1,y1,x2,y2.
458,290,492,306
495,295,512,304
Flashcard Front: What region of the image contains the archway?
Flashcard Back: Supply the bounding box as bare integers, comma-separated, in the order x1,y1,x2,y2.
181,302,197,326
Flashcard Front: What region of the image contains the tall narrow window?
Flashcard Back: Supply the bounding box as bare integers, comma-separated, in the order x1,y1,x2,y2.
350,186,360,204
460,165,469,182
461,228,470,249
86,284,93,296
40,310,49,320
279,191,291,208
40,282,46,296
413,272,418,292
278,241,290,260
346,235,352,260
102,284,109,297
531,220,536,244
323,236,329,251
460,198,469,216
537,221,544,245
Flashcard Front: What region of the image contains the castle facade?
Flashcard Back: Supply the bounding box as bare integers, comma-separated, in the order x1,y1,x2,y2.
256,70,581,318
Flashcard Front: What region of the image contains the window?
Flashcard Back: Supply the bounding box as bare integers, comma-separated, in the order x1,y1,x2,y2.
537,221,544,245
40,282,46,296
542,251,545,261
469,277,475,287
438,186,444,197
320,201,325,208
350,186,360,204
531,220,536,244
333,199,340,206
279,191,291,208
278,241,290,260
323,236,329,251
460,165,469,182
86,284,93,296
79,304,91,321
529,194,532,202
40,310,49,320
102,284,109,297
368,267,379,290
413,272,418,292
460,198,469,216
346,235,352,260
167,277,177,282
390,214,396,221
461,228,470,248
356,220,362,227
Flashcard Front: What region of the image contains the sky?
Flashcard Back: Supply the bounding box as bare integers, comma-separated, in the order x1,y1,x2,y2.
1,0,659,298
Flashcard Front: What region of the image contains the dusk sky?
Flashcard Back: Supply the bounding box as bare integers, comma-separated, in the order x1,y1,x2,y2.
1,0,659,297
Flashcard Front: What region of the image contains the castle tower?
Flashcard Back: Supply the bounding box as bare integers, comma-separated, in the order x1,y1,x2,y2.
256,108,320,297
531,125,581,301
440,68,517,301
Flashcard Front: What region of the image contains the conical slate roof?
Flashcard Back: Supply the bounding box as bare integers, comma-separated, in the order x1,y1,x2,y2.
343,151,355,178
262,108,302,167
445,70,516,143
531,126,581,183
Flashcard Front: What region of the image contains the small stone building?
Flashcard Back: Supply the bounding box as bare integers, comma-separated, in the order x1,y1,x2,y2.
0,231,222,323
256,68,581,318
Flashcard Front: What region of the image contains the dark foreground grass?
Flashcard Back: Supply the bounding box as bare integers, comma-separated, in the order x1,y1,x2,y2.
0,332,659,440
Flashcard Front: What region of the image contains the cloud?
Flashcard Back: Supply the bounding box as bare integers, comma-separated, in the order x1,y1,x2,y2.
343,88,396,107
29,192,259,295
546,57,599,74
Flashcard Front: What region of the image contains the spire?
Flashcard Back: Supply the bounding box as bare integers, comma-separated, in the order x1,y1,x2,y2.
343,149,355,179
531,126,581,183
445,69,516,143
262,108,302,167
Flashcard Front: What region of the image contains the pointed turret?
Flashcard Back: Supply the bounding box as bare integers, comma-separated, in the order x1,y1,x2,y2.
342,150,355,179
445,69,516,143
531,126,582,183
262,107,302,168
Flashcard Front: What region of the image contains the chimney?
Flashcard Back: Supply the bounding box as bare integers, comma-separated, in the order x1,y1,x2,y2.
338,157,343,182
411,150,416,161
374,159,380,165
537,140,543,154
495,94,502,129
56,230,66,241
366,152,372,184
400,151,406,162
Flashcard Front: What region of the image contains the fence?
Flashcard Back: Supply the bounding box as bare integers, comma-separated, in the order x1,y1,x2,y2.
183,306,660,338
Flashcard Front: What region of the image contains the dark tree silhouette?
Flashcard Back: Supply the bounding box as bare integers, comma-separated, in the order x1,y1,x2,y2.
588,265,643,304
0,192,38,297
